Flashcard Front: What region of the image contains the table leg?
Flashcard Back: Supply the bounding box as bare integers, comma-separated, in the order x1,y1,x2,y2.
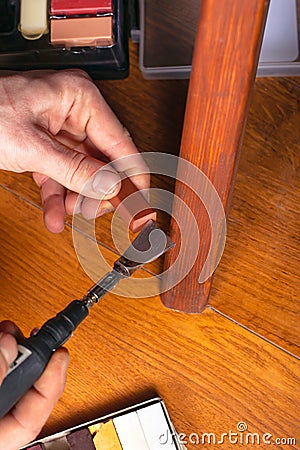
162,0,270,313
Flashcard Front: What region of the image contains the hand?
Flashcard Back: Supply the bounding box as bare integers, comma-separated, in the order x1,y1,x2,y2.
0,70,149,233
0,321,69,450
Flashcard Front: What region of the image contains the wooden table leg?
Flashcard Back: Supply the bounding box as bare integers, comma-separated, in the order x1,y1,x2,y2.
162,0,270,313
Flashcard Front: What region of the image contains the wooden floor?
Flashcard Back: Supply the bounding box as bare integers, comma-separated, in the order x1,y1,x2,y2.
0,43,299,448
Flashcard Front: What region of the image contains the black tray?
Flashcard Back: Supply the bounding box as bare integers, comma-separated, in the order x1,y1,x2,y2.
0,0,129,79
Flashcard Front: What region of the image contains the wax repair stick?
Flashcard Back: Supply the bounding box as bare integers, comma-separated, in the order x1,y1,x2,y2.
19,0,48,40
50,16,113,48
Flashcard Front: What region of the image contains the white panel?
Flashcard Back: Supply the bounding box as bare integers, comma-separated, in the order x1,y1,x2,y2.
113,411,150,450
260,0,298,62
137,403,175,450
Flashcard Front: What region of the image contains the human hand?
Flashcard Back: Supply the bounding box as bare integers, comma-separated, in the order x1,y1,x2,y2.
0,321,69,450
0,69,149,233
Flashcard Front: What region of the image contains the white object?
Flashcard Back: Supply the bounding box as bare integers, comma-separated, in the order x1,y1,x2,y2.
137,403,176,450
19,0,48,40
139,0,300,78
113,411,150,449
260,0,298,62
258,0,299,75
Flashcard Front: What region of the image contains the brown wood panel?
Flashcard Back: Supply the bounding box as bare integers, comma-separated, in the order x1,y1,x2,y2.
162,0,270,313
0,44,298,355
143,0,201,67
210,76,300,355
0,187,299,449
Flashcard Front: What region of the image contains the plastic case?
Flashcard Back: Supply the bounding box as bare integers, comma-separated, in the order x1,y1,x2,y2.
138,0,300,79
21,397,184,450
0,0,129,79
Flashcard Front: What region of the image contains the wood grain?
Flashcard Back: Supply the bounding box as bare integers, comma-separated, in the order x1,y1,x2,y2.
162,0,270,312
143,0,201,68
0,188,299,450
0,40,299,355
210,76,300,356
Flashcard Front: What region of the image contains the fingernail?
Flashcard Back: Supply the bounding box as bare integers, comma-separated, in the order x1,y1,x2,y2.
30,327,39,337
0,333,16,366
96,207,114,218
74,196,84,214
56,348,70,370
92,169,120,197
82,207,111,221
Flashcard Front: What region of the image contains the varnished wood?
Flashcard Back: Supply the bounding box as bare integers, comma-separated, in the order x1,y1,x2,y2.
143,0,201,68
0,43,299,355
0,40,299,448
143,0,300,71
0,188,299,448
210,76,300,356
162,0,270,313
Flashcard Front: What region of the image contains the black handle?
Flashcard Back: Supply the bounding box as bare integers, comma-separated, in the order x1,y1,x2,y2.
0,344,48,418
0,300,89,418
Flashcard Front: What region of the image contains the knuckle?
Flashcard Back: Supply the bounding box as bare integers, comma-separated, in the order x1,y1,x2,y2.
62,68,91,80
58,69,92,89
64,152,91,189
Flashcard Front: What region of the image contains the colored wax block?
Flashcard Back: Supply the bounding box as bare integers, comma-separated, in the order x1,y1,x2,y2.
66,428,96,449
51,0,113,16
19,0,48,40
110,177,157,233
89,420,122,449
50,16,113,48
44,436,69,449
26,445,44,450
113,412,149,449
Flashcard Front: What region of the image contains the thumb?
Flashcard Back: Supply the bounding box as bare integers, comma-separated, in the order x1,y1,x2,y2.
34,142,121,200
0,333,18,383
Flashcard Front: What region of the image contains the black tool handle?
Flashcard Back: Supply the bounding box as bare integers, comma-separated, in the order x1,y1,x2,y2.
0,300,89,418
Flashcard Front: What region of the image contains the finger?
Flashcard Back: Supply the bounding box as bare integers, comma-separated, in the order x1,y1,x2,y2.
65,191,81,215
53,129,86,149
54,133,110,165
30,133,122,201
65,191,113,219
86,109,150,191
33,174,66,233
0,348,69,449
55,80,149,190
0,321,24,341
0,321,23,384
0,333,18,383
75,136,110,161
80,197,114,220
30,328,39,337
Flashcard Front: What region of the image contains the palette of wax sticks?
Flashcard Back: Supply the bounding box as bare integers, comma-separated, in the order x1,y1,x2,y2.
0,0,128,78
23,398,184,450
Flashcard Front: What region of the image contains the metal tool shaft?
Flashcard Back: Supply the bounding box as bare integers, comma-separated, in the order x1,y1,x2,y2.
82,220,175,308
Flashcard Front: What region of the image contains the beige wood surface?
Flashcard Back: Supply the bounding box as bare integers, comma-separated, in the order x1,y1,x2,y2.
0,42,299,449
0,187,299,448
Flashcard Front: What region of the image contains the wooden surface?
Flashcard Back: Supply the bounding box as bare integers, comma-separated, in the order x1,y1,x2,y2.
162,0,270,313
0,41,299,449
143,0,201,67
